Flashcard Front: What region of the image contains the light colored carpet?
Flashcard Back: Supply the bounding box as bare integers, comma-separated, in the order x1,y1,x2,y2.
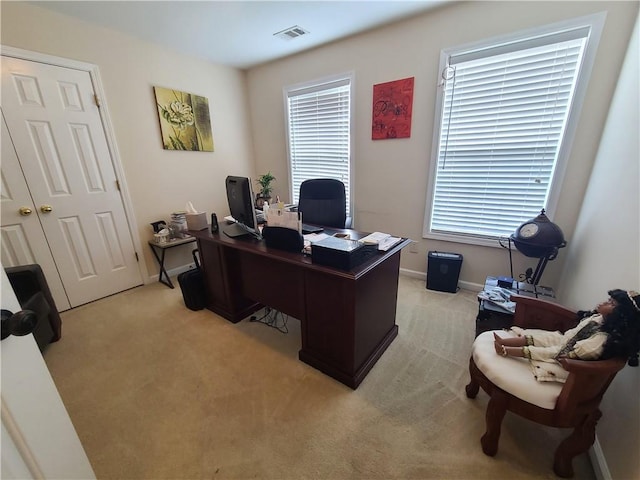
44,275,595,479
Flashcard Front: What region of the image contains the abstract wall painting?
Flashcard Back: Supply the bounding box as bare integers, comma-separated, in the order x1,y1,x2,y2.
153,86,214,151
371,77,414,140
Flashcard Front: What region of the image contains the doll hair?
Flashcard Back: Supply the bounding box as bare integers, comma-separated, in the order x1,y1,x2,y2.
600,289,640,366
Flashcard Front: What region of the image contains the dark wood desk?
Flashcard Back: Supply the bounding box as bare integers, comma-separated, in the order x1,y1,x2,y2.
189,227,410,389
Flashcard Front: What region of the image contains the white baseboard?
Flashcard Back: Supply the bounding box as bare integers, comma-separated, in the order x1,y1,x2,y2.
154,265,483,291
589,436,611,480
399,268,482,292
147,263,196,285
399,267,425,280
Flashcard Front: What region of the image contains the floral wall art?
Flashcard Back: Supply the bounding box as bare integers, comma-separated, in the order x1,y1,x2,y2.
371,77,414,140
153,86,214,151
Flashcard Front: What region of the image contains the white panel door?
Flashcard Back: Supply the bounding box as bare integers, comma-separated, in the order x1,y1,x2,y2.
0,113,71,311
1,56,142,307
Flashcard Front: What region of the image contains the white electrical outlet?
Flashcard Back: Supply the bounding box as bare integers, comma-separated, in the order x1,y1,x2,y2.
409,241,419,254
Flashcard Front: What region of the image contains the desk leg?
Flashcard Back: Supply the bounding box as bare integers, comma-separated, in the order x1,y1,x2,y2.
149,244,174,288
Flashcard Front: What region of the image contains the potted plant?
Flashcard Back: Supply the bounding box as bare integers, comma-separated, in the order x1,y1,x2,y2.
255,172,276,207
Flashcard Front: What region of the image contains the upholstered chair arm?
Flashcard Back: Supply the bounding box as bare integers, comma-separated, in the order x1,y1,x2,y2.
554,357,626,418
511,295,578,333
5,264,62,342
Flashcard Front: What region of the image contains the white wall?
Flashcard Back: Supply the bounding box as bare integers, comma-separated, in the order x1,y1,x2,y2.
2,1,638,477
246,0,638,289
2,1,637,289
1,2,255,278
559,14,639,480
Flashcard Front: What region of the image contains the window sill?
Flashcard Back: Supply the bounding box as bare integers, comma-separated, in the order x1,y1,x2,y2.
423,231,507,249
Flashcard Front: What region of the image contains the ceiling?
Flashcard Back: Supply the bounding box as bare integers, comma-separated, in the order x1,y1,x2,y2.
31,1,449,69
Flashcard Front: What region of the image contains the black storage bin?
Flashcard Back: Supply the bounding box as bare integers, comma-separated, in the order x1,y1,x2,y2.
177,249,207,311
426,251,463,293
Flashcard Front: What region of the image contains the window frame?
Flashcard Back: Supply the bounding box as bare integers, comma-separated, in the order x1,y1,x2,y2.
283,72,355,220
423,13,606,247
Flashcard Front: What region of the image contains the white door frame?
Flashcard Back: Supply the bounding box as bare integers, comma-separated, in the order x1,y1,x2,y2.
1,45,148,282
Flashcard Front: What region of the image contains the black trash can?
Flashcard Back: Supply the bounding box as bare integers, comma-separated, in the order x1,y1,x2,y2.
427,251,463,293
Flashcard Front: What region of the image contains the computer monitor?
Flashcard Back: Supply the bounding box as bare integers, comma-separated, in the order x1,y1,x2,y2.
224,175,262,239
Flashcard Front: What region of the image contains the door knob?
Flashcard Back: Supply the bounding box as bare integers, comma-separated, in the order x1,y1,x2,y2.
19,207,33,216
40,205,53,213
1,309,38,340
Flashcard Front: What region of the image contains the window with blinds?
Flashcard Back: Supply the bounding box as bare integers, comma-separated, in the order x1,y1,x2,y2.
285,76,352,213
424,15,604,243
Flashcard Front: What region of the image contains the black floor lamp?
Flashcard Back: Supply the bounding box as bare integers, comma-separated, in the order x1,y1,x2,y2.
501,209,567,286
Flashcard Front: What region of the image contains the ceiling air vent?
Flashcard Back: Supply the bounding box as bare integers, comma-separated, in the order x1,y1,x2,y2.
274,25,309,41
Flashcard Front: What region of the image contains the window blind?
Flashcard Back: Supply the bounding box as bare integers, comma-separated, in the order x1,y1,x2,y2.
286,79,351,210
430,33,588,239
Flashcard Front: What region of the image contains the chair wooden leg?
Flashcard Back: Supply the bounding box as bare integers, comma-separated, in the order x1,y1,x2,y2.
465,377,480,398
553,410,602,478
466,358,480,398
481,391,508,456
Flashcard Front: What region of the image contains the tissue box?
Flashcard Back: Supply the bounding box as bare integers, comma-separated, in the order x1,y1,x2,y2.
186,212,207,231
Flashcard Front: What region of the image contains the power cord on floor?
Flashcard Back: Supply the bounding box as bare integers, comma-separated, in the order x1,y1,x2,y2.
249,307,289,334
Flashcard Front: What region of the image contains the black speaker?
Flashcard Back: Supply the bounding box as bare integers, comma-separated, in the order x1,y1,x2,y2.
210,213,219,233
426,251,463,293
262,226,304,253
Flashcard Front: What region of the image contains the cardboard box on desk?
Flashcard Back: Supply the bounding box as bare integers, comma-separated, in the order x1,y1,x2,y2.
186,212,208,231
311,236,377,270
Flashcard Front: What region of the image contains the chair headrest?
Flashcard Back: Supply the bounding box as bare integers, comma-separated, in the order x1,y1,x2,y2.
300,179,345,199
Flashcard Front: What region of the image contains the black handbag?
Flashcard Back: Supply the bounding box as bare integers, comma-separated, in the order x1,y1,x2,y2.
262,226,304,253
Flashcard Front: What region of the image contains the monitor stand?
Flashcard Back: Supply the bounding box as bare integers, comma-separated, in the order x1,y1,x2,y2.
223,222,261,240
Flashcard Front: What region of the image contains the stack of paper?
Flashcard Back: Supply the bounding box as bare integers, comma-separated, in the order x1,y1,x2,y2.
477,287,516,313
359,232,402,251
377,236,402,251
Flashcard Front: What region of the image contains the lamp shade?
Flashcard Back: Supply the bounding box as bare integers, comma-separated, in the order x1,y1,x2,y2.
510,209,566,259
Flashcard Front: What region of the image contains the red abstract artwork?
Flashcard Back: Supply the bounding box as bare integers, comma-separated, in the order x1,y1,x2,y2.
371,77,414,140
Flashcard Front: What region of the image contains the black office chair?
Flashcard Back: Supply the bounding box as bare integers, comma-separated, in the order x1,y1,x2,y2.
298,178,349,228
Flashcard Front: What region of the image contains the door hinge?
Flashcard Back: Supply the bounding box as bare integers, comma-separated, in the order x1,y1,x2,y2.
116,179,121,191
94,94,101,108
135,252,139,262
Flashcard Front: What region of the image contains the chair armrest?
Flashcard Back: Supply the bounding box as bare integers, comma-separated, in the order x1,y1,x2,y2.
5,264,47,304
511,295,578,333
559,357,626,373
555,357,626,415
5,264,62,342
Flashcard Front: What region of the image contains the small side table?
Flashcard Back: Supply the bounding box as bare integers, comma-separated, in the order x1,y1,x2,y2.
476,276,555,336
148,236,197,288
